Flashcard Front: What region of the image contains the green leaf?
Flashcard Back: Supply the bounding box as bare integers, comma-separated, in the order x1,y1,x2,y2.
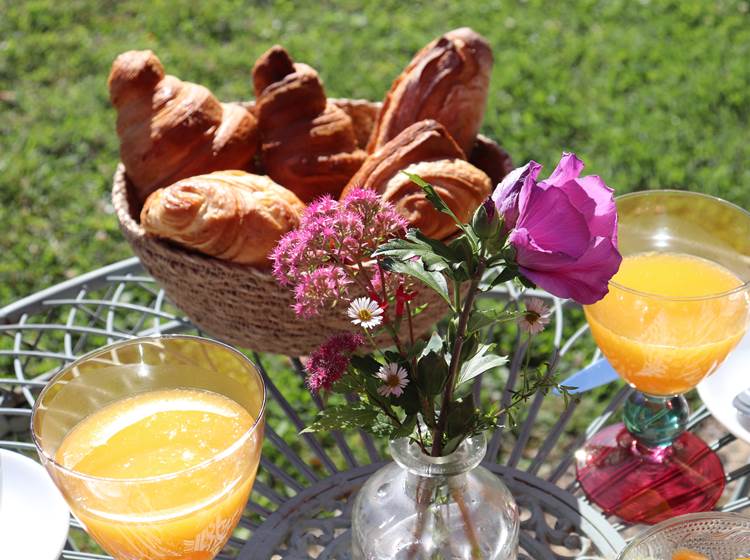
459,332,480,363
330,373,364,394
370,415,399,439
302,404,378,433
393,375,421,415
458,344,509,385
384,350,402,363
406,339,428,360
350,354,382,376
373,230,461,277
442,435,467,456
480,266,517,292
408,229,460,262
445,395,476,441
517,274,537,289
404,173,475,244
447,234,476,281
381,257,452,306
393,413,418,438
373,235,445,263
404,172,452,215
422,253,451,273
419,331,444,358
417,349,449,396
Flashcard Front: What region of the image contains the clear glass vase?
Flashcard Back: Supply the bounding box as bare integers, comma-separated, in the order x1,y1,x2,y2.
351,435,519,560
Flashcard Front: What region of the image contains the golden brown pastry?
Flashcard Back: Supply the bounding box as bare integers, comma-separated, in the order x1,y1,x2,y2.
252,45,366,203
342,120,491,240
141,171,305,267
367,27,493,156
108,50,259,206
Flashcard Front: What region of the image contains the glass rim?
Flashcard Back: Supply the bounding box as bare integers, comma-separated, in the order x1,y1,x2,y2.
30,334,267,484
390,434,486,477
617,511,750,556
608,189,750,302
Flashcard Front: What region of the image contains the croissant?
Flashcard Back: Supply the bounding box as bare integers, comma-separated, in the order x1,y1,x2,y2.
252,45,366,202
108,50,259,206
341,120,491,240
367,27,493,156
141,171,305,266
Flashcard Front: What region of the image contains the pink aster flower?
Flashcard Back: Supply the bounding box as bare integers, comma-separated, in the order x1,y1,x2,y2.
306,333,366,392
517,297,551,335
376,363,410,397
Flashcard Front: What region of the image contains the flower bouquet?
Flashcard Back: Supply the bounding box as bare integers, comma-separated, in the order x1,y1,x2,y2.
272,152,622,559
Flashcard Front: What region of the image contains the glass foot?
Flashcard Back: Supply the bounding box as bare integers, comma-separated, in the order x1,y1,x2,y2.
575,423,725,524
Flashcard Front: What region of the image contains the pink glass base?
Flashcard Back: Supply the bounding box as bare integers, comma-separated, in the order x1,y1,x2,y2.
575,423,725,524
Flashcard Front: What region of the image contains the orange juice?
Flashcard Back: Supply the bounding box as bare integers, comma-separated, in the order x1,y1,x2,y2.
56,388,258,560
672,551,708,560
585,252,748,396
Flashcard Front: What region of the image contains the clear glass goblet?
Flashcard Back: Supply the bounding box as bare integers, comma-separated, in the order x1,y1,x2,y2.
617,512,750,559
576,190,750,524
31,335,266,560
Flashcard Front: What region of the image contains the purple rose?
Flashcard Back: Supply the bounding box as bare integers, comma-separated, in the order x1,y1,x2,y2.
492,152,622,304
491,161,542,230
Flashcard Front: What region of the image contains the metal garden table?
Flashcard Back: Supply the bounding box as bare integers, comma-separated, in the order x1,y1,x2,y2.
2,257,750,559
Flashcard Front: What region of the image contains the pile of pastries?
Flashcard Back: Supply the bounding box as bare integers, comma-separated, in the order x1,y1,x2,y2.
110,27,512,267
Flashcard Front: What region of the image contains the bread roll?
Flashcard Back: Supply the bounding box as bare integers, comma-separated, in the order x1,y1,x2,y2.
342,120,491,240
141,171,304,266
252,45,366,202
108,50,259,206
367,27,493,156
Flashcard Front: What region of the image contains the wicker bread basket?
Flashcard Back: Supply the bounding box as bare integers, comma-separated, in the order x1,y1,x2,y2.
113,99,503,356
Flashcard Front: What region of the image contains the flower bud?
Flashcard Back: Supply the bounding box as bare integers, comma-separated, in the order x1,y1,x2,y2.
471,198,501,240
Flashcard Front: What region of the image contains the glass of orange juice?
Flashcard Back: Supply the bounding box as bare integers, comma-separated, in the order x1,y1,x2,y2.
31,335,266,560
576,190,750,525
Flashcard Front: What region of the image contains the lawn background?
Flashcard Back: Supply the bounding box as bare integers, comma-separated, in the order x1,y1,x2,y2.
2,0,749,304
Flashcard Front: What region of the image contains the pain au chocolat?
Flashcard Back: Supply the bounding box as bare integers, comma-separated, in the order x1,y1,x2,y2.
141,170,305,267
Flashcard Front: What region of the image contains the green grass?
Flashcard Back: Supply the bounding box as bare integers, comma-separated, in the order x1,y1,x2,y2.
2,0,750,303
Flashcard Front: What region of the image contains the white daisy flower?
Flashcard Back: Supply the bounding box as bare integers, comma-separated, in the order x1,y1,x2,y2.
347,297,384,329
376,363,409,397
517,297,551,335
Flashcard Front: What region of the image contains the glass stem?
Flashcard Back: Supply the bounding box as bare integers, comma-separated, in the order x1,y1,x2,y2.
623,391,689,449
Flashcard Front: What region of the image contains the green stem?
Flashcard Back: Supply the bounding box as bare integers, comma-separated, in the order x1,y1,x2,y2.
431,259,487,457
405,299,432,429
361,325,386,360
